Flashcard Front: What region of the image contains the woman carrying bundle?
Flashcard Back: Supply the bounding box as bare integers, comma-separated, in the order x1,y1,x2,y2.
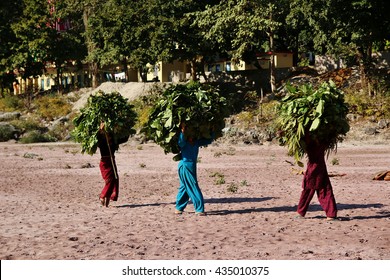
276,81,349,221
97,122,129,207
175,123,214,216
296,133,337,220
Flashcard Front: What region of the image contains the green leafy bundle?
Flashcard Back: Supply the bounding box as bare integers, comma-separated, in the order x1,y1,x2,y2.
276,81,350,161
143,82,229,158
72,91,137,155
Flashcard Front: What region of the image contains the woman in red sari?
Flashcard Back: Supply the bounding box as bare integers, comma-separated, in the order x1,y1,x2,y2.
97,122,128,207
296,134,337,220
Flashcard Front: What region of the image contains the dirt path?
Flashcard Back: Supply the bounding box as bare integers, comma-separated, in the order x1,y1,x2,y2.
0,140,389,260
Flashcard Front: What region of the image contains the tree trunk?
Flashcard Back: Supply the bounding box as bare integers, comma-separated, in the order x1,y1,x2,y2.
268,10,276,94
139,67,147,82
199,57,208,82
90,62,99,88
56,67,63,94
123,58,128,82
269,50,276,93
190,60,197,81
83,5,99,89
357,43,373,95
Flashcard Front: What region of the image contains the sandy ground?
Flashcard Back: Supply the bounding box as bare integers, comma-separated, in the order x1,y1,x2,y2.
0,139,389,260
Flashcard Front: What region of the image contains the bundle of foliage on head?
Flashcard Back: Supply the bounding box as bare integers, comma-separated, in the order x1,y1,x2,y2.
276,81,350,162
72,91,137,155
142,81,229,159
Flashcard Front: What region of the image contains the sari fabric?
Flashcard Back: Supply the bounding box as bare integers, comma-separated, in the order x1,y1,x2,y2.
99,156,119,201
297,140,337,218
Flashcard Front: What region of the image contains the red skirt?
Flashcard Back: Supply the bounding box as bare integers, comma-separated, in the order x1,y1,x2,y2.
99,156,119,201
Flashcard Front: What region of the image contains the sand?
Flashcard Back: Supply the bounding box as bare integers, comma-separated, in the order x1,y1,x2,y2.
0,140,389,260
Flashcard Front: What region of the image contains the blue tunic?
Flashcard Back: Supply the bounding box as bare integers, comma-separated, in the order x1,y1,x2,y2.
175,132,213,213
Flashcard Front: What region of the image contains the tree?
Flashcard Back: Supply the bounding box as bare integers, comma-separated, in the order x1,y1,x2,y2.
81,0,106,88
0,0,22,95
9,0,50,93
287,0,390,91
119,0,164,82
193,0,290,92
50,0,87,91
62,0,114,88
9,0,86,93
167,0,220,81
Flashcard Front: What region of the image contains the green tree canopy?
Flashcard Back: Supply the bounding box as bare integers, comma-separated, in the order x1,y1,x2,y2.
0,0,22,94
287,0,390,86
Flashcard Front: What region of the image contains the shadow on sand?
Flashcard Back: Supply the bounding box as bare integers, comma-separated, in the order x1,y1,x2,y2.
206,202,387,220
115,198,388,220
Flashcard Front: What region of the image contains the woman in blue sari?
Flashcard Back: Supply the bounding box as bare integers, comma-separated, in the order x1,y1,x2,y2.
175,123,213,215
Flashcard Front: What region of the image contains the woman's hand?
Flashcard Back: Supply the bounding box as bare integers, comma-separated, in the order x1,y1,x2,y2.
99,122,105,131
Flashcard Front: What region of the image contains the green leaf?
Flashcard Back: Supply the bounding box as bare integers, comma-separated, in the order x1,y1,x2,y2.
142,83,229,158
309,118,321,131
315,99,325,115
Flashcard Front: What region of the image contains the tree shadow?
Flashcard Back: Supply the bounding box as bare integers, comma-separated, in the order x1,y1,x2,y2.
338,203,384,210
306,203,389,220
206,203,388,219
114,199,388,220
206,205,297,216
115,197,273,209
303,203,384,212
115,202,173,208
205,197,274,204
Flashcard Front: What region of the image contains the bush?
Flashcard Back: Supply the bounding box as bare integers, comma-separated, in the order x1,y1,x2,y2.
0,95,24,112
48,122,72,141
0,124,18,141
236,111,255,128
33,94,72,121
19,130,56,144
9,118,43,133
345,90,390,119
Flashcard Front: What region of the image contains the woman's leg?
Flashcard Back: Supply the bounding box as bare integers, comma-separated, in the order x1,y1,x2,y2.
177,163,204,213
176,164,190,211
317,185,337,218
99,158,116,206
297,188,316,217
109,161,119,201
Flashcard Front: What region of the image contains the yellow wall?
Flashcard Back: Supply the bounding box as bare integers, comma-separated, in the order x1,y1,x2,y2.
13,52,293,93
146,62,159,81
275,52,293,68
147,60,188,82
257,52,293,69
231,61,257,71
204,52,293,72
15,70,87,94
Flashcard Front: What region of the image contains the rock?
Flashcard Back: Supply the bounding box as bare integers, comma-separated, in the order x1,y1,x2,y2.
347,114,362,122
0,112,21,121
378,119,389,129
49,116,69,131
0,122,20,141
364,127,377,135
222,127,231,134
